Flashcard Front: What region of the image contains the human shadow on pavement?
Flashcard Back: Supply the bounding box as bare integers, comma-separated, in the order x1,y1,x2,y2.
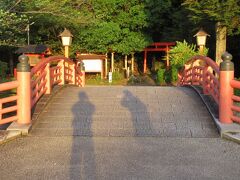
70,92,97,179
121,90,158,136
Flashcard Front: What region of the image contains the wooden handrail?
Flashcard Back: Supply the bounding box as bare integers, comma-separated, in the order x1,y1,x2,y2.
0,81,19,91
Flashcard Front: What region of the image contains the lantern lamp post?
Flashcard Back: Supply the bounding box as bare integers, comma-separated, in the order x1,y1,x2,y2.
59,28,73,58
194,28,210,54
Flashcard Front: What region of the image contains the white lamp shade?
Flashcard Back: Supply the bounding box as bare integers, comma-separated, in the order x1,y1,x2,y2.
61,36,72,46
197,36,207,46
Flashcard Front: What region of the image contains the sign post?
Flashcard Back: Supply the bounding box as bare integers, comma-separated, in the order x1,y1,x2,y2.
108,71,112,83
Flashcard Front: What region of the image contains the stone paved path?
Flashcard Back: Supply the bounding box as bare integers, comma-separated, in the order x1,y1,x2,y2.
31,86,218,138
1,86,240,180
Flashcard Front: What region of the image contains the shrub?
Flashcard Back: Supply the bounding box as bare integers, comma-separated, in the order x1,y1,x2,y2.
171,65,179,83
112,71,124,81
170,40,208,68
164,69,171,84
156,68,165,85
151,57,165,72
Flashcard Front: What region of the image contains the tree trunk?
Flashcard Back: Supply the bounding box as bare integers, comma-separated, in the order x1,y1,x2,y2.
215,22,227,65
111,52,114,72
131,52,134,73
124,55,127,70
105,53,108,78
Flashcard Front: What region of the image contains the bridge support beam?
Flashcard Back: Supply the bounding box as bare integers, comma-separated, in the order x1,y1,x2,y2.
219,52,234,124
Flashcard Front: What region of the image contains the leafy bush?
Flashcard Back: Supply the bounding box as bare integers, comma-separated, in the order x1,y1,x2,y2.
128,75,141,85
156,68,166,85
164,69,171,84
0,61,8,79
154,61,165,71
170,40,208,68
151,56,165,72
112,71,124,81
171,65,179,83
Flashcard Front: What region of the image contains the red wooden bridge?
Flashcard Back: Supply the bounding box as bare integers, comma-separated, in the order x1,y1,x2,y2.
0,52,240,136
0,53,240,179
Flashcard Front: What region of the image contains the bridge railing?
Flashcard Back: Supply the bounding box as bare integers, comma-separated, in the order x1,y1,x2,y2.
179,55,220,104
0,81,18,125
179,52,239,124
230,80,240,123
0,55,85,125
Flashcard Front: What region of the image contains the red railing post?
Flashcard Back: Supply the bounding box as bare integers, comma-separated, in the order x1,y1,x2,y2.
81,71,85,87
219,52,234,124
45,63,51,94
58,60,65,85
202,65,209,95
72,63,76,84
17,55,31,124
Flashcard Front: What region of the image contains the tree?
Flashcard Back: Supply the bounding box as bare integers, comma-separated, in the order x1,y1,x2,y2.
0,0,29,74
74,0,150,54
0,10,28,46
182,0,240,64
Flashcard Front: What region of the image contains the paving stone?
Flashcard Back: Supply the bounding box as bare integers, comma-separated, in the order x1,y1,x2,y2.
30,86,218,138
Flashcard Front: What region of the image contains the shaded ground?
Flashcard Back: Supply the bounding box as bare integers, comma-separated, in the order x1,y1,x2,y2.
0,86,239,180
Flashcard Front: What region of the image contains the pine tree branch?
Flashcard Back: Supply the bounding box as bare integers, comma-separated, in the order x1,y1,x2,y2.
8,0,23,12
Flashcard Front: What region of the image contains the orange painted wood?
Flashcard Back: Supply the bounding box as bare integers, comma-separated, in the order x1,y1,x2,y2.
0,95,18,104
31,71,47,88
0,81,18,91
0,116,18,125
52,79,62,86
1,105,18,114
230,79,240,89
219,71,234,123
231,105,240,112
45,63,51,94
32,79,47,98
17,72,31,124
31,87,47,107
232,95,240,102
231,116,240,123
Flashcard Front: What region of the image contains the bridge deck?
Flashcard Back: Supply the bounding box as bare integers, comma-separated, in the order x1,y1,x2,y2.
1,86,240,179
32,86,218,137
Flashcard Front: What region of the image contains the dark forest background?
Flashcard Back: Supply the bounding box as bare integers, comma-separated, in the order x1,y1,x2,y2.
0,0,240,76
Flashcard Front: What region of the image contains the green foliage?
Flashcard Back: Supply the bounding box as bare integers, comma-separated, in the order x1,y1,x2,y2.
182,0,240,35
0,61,8,79
156,68,166,85
234,89,240,96
0,9,28,46
170,40,208,68
164,70,171,84
234,78,240,96
74,0,151,54
152,60,165,72
170,40,197,67
233,78,240,116
77,22,121,53
171,65,179,83
112,71,124,81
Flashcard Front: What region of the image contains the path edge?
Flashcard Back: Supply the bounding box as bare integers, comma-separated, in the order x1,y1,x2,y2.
190,85,240,144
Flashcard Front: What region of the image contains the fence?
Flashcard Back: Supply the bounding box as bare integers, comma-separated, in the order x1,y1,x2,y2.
0,55,85,125
179,52,239,124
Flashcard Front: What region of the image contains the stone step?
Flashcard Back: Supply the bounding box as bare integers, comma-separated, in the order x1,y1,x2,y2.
30,127,218,138
31,86,219,138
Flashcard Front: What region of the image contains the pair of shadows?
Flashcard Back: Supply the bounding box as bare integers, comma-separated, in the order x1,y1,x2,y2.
69,90,153,179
